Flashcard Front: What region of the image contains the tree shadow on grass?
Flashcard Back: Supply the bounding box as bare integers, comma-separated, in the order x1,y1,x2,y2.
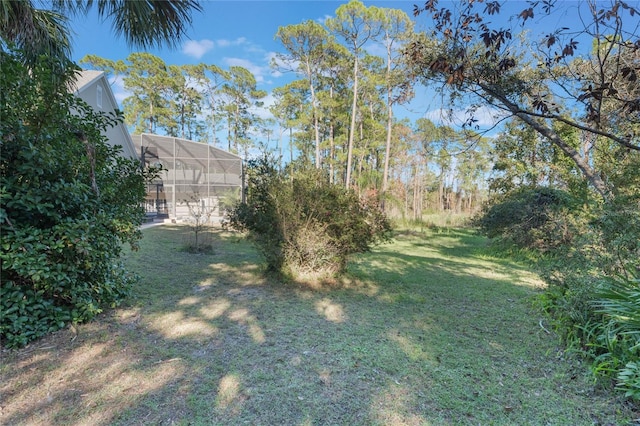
0,225,632,425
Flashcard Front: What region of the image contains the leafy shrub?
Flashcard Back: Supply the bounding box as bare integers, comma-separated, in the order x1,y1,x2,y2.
474,186,576,251
0,282,70,348
1,52,146,348
478,183,640,399
218,188,241,216
226,157,286,270
592,275,640,399
618,362,640,400
590,197,640,276
227,156,392,279
533,200,640,400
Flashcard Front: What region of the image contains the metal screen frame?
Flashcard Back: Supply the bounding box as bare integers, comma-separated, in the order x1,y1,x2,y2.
132,134,243,220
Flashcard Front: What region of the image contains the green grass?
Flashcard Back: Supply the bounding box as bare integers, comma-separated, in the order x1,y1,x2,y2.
1,224,636,425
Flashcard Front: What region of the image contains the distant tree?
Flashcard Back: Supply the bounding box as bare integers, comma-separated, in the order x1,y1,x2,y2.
219,66,267,156
275,20,331,169
351,53,386,194
81,56,229,143
327,0,383,189
377,7,416,204
166,64,206,140
454,134,490,213
191,64,229,146
79,54,126,79
120,53,173,134
316,41,352,185
270,81,307,167
269,80,304,166
489,122,553,193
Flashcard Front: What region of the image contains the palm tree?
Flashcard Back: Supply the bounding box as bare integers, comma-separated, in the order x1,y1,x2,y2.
0,1,71,64
0,0,202,66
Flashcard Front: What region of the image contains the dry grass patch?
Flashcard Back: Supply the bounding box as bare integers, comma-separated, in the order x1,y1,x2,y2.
1,225,636,425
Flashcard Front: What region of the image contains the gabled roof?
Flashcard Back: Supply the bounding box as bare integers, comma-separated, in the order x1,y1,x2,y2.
70,69,137,159
73,70,104,94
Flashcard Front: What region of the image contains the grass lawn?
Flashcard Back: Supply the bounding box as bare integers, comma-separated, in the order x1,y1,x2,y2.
1,224,636,425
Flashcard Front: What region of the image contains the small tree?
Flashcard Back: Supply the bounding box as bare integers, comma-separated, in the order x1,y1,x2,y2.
227,156,392,281
181,193,216,253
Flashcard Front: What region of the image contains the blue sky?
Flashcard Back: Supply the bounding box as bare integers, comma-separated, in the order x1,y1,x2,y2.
68,0,567,146
70,2,481,126
70,1,433,121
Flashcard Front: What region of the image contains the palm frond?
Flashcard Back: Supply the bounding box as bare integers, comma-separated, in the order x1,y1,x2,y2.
596,277,640,336
95,0,202,49
0,0,72,69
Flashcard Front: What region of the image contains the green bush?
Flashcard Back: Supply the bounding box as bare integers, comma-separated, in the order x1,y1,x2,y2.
533,201,640,400
1,52,146,348
474,186,576,251
226,157,286,270
227,156,392,279
618,362,640,400
0,282,70,348
477,184,640,400
593,275,640,399
590,198,640,276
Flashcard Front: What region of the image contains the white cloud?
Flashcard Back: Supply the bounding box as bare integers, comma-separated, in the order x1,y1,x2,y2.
224,52,288,84
108,74,129,104
223,57,268,82
316,14,332,24
251,92,276,120
216,37,247,48
113,91,128,104
364,42,386,58
265,51,288,76
182,39,215,59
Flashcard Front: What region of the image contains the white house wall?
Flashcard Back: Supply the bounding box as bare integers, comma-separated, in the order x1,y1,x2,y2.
73,70,137,159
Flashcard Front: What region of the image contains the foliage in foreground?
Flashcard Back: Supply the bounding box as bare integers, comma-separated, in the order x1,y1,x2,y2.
0,52,147,348
592,275,640,399
476,187,640,401
227,157,392,279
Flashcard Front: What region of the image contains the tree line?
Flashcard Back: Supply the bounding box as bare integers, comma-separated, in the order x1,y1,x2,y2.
80,0,639,221
81,0,493,218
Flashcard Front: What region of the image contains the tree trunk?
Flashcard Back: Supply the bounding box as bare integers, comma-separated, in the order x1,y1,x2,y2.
382,40,393,206
345,55,359,189
329,84,335,184
305,60,321,169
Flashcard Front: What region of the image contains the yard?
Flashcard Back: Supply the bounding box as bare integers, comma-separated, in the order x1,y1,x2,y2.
1,225,634,425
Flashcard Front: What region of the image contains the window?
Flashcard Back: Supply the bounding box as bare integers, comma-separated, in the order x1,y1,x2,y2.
96,85,103,109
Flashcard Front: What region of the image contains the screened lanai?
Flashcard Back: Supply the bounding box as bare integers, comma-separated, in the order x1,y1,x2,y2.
132,134,243,221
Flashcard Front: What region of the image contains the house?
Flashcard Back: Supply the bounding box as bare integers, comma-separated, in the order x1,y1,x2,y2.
72,70,137,159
